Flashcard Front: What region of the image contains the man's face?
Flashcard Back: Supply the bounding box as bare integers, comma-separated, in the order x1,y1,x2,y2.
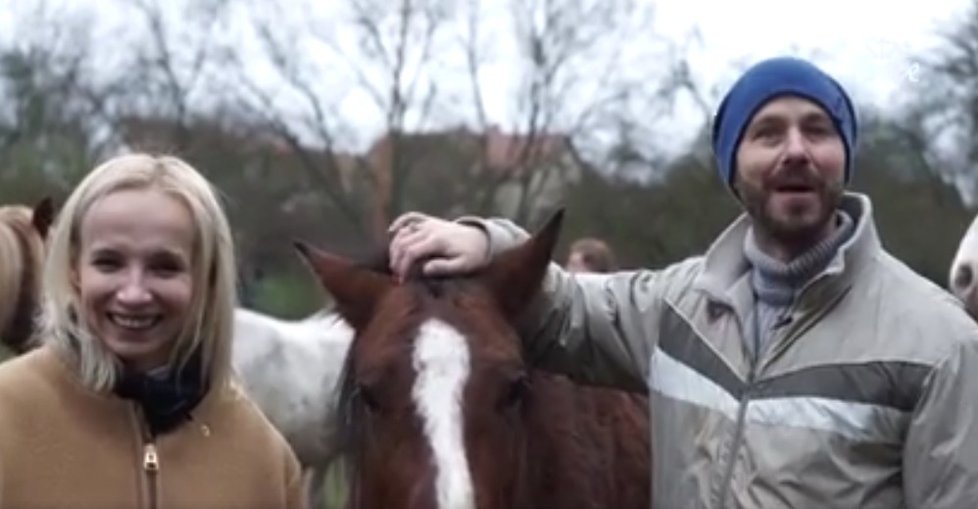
733,96,846,249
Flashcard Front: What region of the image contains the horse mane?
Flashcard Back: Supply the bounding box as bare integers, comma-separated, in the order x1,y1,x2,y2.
357,242,479,298
0,206,46,353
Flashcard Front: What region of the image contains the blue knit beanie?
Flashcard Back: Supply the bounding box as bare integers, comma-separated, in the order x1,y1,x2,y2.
711,56,858,188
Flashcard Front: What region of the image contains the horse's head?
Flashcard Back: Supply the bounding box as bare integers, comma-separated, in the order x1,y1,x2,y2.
295,211,562,509
950,212,978,318
0,197,55,354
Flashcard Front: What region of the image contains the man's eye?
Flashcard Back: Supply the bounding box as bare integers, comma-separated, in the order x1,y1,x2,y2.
753,128,780,141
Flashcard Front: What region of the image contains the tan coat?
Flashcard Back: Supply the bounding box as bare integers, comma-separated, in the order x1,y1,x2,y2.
0,345,306,509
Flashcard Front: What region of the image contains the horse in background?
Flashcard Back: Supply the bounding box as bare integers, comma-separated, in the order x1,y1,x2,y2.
950,213,978,317
231,306,353,506
295,210,650,509
0,198,54,356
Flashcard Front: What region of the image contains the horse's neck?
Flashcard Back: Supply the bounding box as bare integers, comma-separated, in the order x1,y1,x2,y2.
304,311,352,337
234,308,351,349
519,370,650,507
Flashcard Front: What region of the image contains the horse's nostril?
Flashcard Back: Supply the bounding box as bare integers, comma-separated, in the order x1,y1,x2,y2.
955,264,975,291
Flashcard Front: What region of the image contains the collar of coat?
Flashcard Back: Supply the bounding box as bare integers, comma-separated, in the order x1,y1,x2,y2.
692,192,880,323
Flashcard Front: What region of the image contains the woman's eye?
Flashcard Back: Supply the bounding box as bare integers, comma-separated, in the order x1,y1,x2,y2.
153,263,182,275
92,258,121,271
150,256,187,277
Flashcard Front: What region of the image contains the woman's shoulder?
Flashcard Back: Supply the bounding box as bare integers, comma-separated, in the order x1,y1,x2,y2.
0,346,73,435
0,346,59,397
199,381,301,475
204,381,292,447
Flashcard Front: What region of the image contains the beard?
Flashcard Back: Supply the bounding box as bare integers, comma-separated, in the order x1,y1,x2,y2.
735,166,844,249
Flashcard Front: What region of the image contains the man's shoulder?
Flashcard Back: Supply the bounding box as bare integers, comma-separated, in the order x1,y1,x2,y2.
873,252,963,310
870,251,978,345
655,256,707,284
604,256,706,299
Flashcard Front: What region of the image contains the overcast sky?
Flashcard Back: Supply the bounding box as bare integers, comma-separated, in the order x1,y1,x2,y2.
0,0,970,153
333,0,972,149
654,0,966,103
625,0,970,153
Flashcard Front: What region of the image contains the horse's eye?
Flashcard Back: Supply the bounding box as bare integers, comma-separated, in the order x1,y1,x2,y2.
499,373,530,409
354,383,380,411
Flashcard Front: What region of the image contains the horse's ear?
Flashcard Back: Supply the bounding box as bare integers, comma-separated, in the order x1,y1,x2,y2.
293,240,394,331
32,197,54,238
482,209,563,320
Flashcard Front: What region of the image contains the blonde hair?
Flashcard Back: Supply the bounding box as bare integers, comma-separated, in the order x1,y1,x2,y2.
40,153,237,392
0,206,45,338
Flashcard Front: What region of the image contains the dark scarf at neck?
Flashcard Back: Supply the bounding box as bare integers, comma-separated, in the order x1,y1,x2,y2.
114,349,208,437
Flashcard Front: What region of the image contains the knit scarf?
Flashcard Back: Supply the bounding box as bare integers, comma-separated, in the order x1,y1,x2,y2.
114,350,208,437
742,211,855,358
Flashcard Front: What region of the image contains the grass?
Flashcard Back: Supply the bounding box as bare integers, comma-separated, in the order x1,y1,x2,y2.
318,462,349,509
248,270,330,318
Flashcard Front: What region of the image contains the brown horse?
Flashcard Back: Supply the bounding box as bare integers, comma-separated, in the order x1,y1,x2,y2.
295,211,650,509
0,198,54,355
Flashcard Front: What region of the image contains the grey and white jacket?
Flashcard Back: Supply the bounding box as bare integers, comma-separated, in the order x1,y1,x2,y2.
464,192,978,508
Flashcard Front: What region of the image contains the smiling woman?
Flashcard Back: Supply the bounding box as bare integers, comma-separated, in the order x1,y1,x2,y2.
0,153,307,509
74,187,196,373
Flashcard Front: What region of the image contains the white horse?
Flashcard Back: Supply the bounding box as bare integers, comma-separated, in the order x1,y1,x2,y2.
950,214,978,318
232,306,353,506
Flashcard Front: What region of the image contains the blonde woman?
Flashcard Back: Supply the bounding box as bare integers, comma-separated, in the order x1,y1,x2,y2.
0,154,305,508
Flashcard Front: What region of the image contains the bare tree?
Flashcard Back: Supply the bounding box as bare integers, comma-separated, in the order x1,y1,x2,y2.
230,0,454,242
109,0,232,151
224,0,694,241
908,0,978,203
0,1,108,199
457,0,679,224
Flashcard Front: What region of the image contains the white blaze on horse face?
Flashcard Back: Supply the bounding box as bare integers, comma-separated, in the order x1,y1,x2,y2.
411,319,475,509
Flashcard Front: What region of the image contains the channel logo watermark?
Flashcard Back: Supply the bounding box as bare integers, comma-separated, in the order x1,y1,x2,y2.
862,37,923,84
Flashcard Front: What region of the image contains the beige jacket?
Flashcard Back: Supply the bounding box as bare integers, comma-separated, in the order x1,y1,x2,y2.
467,193,978,508
0,344,306,509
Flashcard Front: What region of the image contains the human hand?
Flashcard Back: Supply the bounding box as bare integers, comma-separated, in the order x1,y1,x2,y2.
388,212,490,281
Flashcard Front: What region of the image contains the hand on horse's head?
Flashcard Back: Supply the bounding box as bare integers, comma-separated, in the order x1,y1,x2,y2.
388,211,489,281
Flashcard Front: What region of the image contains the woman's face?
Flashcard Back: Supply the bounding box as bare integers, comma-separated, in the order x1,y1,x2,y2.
74,188,196,371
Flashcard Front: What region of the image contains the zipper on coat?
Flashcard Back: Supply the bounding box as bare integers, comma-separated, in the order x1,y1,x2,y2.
717,301,775,509
715,304,797,508
143,442,159,509
716,362,755,509
131,405,160,509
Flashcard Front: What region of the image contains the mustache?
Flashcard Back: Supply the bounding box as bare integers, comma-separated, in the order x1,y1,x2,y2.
764,165,822,189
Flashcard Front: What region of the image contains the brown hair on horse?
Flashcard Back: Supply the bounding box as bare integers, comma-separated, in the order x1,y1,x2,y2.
0,197,54,355
295,211,650,509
